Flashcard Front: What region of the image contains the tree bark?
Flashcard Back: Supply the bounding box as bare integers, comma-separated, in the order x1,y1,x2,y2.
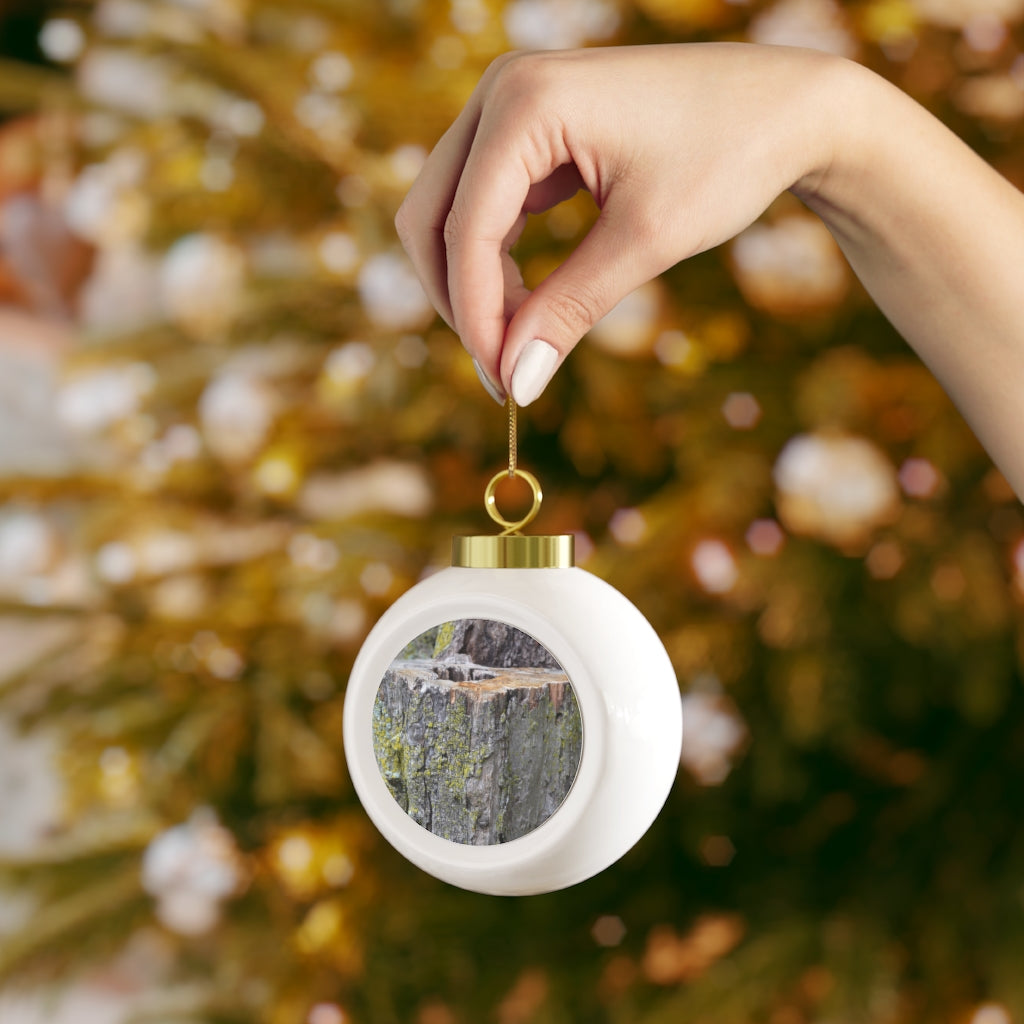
372,652,582,845
433,618,560,670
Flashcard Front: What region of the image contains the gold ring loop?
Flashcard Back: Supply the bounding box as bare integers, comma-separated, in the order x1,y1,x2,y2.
484,468,542,535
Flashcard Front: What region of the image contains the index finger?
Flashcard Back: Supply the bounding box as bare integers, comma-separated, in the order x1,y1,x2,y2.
445,93,568,382
394,55,520,331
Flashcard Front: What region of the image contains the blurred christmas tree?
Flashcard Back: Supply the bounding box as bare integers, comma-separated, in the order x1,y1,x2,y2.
1,0,1024,1022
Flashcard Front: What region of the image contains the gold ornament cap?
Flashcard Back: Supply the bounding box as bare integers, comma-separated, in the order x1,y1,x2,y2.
452,465,574,569
452,532,575,569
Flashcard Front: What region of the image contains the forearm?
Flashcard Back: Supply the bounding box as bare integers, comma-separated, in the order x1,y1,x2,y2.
795,60,1024,497
397,40,1024,464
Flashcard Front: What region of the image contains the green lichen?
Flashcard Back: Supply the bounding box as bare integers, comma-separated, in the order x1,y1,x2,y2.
397,624,441,660
372,698,411,811
432,620,457,658
373,673,584,844
371,703,406,778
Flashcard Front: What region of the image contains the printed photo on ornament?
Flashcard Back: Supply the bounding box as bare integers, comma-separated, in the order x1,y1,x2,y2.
371,618,583,846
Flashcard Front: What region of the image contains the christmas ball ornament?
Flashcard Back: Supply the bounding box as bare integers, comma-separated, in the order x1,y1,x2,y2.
344,402,682,895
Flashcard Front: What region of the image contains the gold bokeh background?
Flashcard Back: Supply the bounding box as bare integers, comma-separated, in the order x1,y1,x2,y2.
1,1,1023,1022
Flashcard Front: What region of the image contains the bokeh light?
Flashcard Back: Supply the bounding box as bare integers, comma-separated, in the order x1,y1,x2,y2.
2,0,1023,1020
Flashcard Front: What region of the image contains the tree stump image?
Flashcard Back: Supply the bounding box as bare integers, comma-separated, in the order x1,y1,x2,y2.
372,619,583,845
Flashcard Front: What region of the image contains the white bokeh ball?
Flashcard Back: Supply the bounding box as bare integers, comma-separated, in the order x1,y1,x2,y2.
198,372,278,463
773,432,901,547
141,808,242,936
357,252,434,331
160,233,246,338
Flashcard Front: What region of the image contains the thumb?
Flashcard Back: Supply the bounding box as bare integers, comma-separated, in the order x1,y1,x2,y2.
500,209,656,406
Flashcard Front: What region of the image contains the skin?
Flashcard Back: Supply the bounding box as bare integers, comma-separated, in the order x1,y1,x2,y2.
395,43,1024,499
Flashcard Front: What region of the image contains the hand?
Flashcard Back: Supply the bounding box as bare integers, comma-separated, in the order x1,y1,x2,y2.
397,42,1024,500
395,43,844,405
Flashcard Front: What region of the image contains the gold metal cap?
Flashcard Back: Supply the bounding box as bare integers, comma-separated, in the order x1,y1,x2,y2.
458,434,571,567
452,533,575,569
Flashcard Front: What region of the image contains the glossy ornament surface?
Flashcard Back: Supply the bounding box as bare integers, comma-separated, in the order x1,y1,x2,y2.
344,560,682,895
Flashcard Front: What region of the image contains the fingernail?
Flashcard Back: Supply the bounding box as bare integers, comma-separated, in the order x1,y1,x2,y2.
511,339,559,407
472,358,506,405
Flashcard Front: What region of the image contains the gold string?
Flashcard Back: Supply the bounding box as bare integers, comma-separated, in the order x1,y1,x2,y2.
484,397,541,534
507,396,517,478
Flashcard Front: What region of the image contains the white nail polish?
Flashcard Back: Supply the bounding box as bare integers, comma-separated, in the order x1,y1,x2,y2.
472,358,506,405
511,339,559,407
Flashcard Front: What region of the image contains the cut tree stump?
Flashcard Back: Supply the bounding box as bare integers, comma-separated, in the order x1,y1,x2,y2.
372,620,582,845
433,618,560,670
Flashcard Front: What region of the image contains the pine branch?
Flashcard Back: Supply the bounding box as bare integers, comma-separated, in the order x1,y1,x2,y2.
0,865,146,982
0,617,90,708
0,59,76,114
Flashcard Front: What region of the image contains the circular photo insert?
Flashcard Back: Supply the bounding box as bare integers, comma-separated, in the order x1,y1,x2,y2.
372,618,583,845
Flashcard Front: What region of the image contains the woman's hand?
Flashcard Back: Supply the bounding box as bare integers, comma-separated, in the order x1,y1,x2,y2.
396,43,844,404
396,42,1024,499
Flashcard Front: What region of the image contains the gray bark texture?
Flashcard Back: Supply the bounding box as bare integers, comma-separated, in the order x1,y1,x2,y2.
372,621,582,845
434,618,560,669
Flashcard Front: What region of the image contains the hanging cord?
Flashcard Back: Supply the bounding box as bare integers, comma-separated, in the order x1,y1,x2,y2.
507,396,517,478
485,397,541,534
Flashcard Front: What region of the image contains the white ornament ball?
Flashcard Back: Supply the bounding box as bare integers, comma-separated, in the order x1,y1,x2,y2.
345,560,682,895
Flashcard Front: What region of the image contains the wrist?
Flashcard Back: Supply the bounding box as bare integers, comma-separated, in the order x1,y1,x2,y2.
788,54,878,215
790,56,953,257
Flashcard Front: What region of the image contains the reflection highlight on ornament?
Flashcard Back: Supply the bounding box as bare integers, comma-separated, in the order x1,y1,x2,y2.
372,619,583,846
